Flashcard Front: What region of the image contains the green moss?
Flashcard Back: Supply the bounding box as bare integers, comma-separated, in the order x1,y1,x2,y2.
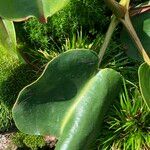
0,46,20,131
49,0,109,36
12,132,46,150
0,46,20,84
14,0,109,56
0,47,37,107
24,135,46,150
11,132,26,148
0,101,12,132
0,46,38,132
14,0,148,65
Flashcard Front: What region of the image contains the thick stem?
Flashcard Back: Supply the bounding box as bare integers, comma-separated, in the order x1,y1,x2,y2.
105,0,126,18
120,12,150,65
98,16,119,66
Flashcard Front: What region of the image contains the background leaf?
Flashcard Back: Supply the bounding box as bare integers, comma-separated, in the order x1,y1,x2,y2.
121,11,150,61
139,63,150,110
143,18,150,37
0,0,69,22
0,18,17,57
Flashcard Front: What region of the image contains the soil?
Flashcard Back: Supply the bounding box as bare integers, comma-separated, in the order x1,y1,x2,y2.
0,132,17,150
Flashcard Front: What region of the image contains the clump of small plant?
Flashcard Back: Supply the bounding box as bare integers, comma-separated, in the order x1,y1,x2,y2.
99,82,150,150
18,28,96,67
61,28,94,51
11,132,46,150
14,0,109,60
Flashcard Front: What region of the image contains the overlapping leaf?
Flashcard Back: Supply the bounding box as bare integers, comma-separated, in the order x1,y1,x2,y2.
55,67,122,149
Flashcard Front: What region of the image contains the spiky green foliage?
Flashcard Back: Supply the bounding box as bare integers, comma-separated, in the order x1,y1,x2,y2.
61,29,93,51
11,132,46,150
102,44,139,83
98,83,150,150
91,35,139,83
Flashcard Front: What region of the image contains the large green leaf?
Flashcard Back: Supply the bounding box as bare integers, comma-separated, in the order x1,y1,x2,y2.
121,11,150,61
139,63,150,110
55,68,122,150
12,49,122,149
0,18,17,57
12,50,99,135
0,0,69,22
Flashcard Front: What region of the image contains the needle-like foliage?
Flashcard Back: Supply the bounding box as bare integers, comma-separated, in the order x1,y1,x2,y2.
98,82,150,150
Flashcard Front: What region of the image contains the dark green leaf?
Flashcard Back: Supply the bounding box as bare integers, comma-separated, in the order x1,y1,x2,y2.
12,50,99,135
12,50,122,149
121,12,150,61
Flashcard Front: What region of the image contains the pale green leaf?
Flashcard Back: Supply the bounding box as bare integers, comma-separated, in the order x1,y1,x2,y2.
0,18,17,57
143,18,150,37
139,63,150,110
0,0,69,22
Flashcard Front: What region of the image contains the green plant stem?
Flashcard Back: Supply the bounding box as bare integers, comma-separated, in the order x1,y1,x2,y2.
120,12,150,65
98,16,119,66
98,0,130,67
105,0,150,65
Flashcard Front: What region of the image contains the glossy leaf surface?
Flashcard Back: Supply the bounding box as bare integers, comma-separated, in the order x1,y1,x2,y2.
0,18,17,57
0,0,69,22
12,49,122,149
12,50,99,135
55,68,122,150
139,63,150,110
121,12,150,61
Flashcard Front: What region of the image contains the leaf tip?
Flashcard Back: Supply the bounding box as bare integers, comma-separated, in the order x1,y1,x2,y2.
39,16,47,23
